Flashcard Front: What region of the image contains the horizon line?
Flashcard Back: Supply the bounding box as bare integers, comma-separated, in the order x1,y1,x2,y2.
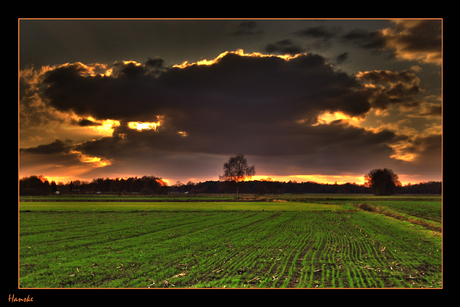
19,174,442,188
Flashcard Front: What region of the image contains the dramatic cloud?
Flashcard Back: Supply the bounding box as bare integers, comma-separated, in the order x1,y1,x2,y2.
357,69,421,110
20,46,441,184
41,51,372,127
20,139,72,155
18,20,442,185
21,50,383,179
382,20,442,64
289,21,441,65
23,120,402,183
342,20,442,64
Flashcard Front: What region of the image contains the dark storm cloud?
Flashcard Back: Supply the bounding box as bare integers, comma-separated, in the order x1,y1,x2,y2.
37,50,421,176
41,52,371,125
79,119,398,158
264,39,305,55
72,119,402,178
20,139,72,154
41,62,162,121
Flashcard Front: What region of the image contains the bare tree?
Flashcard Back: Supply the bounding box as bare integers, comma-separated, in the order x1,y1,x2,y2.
219,154,255,200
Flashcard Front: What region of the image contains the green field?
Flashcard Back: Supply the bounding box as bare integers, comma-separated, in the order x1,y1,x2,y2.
19,195,442,288
19,201,343,212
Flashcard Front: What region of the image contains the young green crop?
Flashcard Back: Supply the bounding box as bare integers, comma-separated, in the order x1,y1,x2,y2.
364,200,441,223
20,210,441,288
19,201,343,212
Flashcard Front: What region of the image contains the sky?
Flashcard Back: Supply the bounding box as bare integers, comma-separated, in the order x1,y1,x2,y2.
19,19,442,186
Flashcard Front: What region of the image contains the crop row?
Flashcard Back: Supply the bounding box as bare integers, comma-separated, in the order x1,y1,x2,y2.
20,211,441,288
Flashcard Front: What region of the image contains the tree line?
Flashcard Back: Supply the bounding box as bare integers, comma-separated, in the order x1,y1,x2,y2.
19,175,441,196
19,175,168,196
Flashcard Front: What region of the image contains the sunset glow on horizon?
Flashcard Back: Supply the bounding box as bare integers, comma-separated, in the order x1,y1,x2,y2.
22,172,422,187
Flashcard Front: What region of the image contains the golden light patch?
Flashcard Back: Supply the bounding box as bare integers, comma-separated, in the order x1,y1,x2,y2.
71,150,112,168
91,118,121,134
172,49,306,69
122,60,142,66
127,116,164,131
128,122,159,131
103,68,113,77
127,121,159,131
389,142,416,162
61,114,121,137
155,178,168,187
312,111,363,127
390,153,416,162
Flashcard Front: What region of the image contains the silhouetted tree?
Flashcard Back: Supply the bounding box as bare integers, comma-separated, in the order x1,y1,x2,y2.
364,168,401,195
50,181,57,194
19,176,51,195
219,154,255,200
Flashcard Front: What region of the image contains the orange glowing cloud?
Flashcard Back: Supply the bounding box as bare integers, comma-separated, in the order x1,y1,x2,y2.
380,20,441,65
122,60,142,66
172,49,306,69
70,150,112,168
95,119,121,134
389,142,416,162
311,111,364,127
128,122,159,131
65,115,121,136
127,116,164,131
